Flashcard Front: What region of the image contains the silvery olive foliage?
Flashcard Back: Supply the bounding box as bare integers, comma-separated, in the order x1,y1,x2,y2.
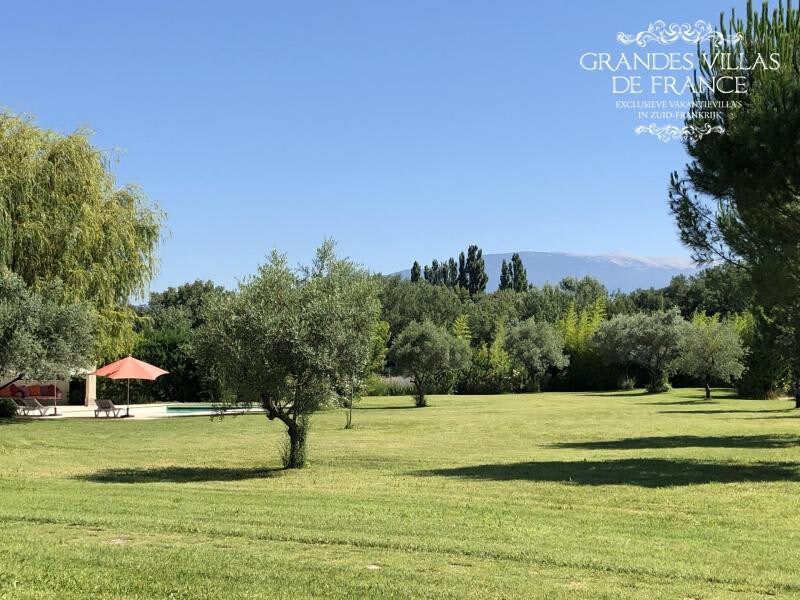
194,241,380,468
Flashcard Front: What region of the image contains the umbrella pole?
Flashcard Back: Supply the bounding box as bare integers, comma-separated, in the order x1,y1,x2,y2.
126,379,130,417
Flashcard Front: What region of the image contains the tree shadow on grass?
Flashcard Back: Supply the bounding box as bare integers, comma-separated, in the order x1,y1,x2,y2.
550,434,800,450
660,408,794,415
639,399,714,406
743,414,800,420
77,466,284,484
355,405,417,410
579,391,650,398
0,417,33,426
417,459,800,487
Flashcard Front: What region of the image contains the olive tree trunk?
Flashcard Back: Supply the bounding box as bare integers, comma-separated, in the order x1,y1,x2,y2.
345,398,353,429
282,416,309,469
647,369,670,394
414,386,427,408
412,375,427,407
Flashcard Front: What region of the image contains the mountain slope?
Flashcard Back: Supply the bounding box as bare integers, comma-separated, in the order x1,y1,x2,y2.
394,251,697,293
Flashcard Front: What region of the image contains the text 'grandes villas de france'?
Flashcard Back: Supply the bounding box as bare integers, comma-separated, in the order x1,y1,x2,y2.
579,51,780,94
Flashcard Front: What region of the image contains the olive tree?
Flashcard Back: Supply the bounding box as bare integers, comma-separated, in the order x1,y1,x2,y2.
194,241,380,469
595,309,684,393
677,313,746,399
0,272,95,388
389,320,470,407
504,319,568,392
338,318,390,428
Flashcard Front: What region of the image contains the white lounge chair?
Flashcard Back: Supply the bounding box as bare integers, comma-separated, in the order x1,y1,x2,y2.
95,398,124,418
18,397,56,416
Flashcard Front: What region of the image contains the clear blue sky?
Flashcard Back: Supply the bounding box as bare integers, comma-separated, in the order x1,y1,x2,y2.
3,1,752,292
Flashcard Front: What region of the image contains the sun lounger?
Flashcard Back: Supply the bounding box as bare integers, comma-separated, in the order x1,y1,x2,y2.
18,397,56,416
95,398,124,418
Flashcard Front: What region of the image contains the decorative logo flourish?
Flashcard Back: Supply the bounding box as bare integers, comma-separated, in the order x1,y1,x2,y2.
634,123,725,143
617,20,743,47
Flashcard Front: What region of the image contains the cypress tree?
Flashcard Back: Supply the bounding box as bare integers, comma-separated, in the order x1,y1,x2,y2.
447,258,458,288
465,245,488,297
499,260,511,291
511,253,528,292
410,261,421,283
457,252,468,289
438,260,448,285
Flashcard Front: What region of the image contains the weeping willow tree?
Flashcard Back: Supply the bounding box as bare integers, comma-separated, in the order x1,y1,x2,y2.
669,1,800,404
0,112,163,360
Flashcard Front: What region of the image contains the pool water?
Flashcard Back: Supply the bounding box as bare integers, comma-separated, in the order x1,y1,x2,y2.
165,404,216,413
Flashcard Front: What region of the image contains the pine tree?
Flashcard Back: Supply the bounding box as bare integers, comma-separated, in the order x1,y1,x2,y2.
499,260,512,291
510,253,528,292
410,261,421,283
667,1,800,405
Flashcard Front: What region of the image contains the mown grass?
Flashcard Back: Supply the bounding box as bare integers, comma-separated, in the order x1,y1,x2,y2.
1,389,799,599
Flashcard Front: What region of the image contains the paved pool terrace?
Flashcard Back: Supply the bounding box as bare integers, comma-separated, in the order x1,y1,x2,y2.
25,403,263,420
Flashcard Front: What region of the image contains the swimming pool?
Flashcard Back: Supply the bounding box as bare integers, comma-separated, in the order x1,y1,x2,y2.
165,404,217,414
164,404,256,415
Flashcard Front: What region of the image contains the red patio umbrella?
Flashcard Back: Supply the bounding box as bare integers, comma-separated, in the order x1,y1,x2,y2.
91,356,169,417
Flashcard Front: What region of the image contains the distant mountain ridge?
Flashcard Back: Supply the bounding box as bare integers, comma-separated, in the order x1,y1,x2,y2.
393,251,698,293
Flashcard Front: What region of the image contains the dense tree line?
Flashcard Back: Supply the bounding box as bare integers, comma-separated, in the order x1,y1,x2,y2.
412,244,489,296
138,247,780,413
379,257,770,398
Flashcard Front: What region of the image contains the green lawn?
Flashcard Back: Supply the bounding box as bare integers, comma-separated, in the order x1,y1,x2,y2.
1,389,799,599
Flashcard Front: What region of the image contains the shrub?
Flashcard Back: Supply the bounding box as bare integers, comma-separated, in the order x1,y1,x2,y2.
365,375,415,396
676,313,746,399
0,398,18,419
504,319,569,392
735,312,791,399
594,309,684,394
388,320,471,407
